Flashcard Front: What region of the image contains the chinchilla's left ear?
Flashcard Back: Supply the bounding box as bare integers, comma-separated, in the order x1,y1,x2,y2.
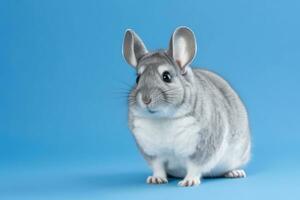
123,29,148,67
168,26,197,71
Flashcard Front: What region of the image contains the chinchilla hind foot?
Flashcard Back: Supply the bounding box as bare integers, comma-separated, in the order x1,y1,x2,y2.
224,169,246,178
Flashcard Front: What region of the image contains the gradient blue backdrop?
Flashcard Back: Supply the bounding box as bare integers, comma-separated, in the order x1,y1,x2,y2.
1,0,300,199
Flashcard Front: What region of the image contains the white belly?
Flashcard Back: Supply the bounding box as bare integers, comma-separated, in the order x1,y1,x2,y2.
132,116,201,176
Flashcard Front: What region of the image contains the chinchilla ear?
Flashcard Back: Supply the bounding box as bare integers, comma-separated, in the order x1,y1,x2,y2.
168,26,197,71
123,29,148,67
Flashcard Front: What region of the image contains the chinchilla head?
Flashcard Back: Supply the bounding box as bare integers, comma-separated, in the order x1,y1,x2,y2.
123,27,197,118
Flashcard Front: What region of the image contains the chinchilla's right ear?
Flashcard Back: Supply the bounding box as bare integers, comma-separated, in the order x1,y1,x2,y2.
123,29,148,67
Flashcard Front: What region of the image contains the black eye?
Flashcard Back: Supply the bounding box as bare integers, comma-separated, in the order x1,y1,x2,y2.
136,75,140,84
162,71,172,83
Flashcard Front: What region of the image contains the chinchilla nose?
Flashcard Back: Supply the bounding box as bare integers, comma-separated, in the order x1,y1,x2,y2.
142,95,152,105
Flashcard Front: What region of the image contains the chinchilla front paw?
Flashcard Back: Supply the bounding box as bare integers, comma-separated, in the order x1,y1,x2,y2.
178,177,201,187
146,176,168,184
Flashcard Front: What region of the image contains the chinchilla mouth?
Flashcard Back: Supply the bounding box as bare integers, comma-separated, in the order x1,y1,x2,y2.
147,108,157,114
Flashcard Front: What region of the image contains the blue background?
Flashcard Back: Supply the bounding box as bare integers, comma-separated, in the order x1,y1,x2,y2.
1,0,300,199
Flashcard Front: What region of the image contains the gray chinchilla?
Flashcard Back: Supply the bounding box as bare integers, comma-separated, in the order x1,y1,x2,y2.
122,26,251,187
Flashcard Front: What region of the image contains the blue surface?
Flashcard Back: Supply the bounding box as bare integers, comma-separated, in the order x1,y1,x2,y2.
1,0,300,199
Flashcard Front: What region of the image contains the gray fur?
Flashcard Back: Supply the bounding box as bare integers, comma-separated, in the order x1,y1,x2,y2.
123,27,251,181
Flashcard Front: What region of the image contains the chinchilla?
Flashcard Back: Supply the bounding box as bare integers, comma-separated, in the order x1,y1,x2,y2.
122,26,251,187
